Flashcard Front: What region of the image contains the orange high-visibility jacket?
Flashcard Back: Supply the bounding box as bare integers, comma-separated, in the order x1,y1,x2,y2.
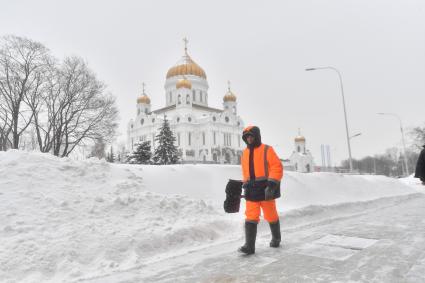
241,144,283,184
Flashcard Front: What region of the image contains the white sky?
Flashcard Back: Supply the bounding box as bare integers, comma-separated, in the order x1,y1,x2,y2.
1,0,424,164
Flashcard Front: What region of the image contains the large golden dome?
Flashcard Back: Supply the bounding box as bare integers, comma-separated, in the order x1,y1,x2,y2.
176,78,192,89
137,94,151,104
166,54,206,79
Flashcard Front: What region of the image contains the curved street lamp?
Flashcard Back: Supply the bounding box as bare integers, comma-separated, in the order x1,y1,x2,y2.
306,67,353,172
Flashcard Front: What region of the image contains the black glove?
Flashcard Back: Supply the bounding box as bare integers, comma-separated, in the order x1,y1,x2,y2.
264,186,275,200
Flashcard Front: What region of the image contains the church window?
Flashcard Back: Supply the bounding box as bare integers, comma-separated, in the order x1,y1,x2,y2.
188,117,192,122
145,108,148,114
186,94,190,104
130,124,133,129
297,146,300,152
169,92,172,102
138,109,140,115
193,90,196,101
141,118,144,125
212,116,216,122
202,132,205,145
237,121,240,126
152,118,155,123
225,106,228,109
213,132,216,145
177,117,180,122
199,91,202,102
178,133,181,146
188,132,192,146
225,116,229,123
233,107,236,114
178,95,181,104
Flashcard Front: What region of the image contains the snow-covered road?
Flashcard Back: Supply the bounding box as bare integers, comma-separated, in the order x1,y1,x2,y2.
82,193,425,283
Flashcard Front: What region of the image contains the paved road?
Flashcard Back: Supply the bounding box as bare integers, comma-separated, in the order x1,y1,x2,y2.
82,193,425,283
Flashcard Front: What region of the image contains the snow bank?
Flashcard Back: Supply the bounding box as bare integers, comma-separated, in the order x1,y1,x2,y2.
0,151,238,283
0,150,417,282
137,163,416,210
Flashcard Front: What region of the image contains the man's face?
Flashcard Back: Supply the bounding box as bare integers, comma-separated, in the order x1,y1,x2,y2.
246,135,254,145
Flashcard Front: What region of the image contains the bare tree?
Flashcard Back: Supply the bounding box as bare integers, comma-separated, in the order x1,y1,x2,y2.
0,35,51,149
50,56,118,157
411,125,425,150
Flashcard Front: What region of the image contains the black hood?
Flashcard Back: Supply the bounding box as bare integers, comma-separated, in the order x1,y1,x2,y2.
242,126,262,148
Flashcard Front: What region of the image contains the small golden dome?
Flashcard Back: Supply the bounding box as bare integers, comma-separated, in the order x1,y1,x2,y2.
166,54,206,79
137,94,151,104
295,135,306,142
176,78,192,89
223,91,237,102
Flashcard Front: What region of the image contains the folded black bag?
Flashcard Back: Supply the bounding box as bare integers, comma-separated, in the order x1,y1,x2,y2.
223,179,243,213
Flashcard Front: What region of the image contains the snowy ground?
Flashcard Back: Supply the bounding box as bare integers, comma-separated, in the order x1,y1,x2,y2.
0,150,422,283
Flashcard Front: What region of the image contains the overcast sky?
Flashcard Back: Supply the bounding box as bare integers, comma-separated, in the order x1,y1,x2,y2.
1,0,424,164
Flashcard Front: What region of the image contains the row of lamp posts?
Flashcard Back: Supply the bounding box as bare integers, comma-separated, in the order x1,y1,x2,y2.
305,67,409,176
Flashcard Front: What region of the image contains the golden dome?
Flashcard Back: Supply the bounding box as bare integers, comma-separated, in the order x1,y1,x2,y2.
166,54,206,79
176,78,192,89
223,81,237,102
295,135,306,142
223,91,237,102
137,94,151,104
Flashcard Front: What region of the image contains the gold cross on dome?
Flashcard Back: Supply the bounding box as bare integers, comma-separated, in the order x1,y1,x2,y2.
183,37,188,53
227,80,231,91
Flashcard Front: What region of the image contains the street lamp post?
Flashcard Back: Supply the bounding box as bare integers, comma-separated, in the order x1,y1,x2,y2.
306,67,354,172
377,113,409,176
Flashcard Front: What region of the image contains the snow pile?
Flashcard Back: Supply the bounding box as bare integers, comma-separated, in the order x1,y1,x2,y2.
137,164,416,210
0,151,238,283
0,150,418,283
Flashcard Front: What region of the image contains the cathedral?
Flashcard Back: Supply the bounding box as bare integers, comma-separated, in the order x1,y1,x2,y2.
127,41,245,164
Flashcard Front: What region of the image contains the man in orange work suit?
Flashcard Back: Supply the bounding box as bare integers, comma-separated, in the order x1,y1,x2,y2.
239,126,283,255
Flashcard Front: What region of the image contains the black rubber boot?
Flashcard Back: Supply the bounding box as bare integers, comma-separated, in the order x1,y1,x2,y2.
269,220,281,248
238,221,257,255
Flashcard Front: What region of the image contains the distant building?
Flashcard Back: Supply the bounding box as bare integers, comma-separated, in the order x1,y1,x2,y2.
289,132,315,173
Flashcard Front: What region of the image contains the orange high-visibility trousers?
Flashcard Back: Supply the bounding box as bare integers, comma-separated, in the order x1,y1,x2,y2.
245,200,279,223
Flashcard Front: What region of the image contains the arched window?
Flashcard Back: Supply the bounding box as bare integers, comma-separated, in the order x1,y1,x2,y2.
192,90,196,101
178,95,181,104
233,106,236,114
145,108,148,114
186,94,190,104
297,146,300,152
169,92,172,103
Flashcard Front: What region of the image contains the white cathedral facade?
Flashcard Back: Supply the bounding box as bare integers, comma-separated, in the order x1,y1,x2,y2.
127,42,245,164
